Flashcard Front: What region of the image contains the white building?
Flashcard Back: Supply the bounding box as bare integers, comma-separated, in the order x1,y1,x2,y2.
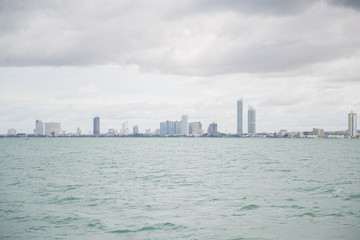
107,128,117,135
189,122,203,136
45,122,62,136
181,115,189,136
313,128,324,138
120,121,129,135
7,128,16,136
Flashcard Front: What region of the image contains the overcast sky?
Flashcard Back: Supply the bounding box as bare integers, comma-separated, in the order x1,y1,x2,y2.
1,0,359,134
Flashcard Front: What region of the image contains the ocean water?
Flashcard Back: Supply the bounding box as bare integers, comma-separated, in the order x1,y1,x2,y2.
0,138,359,240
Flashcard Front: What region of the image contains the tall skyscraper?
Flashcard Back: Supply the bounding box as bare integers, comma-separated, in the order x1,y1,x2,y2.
248,106,256,135
35,120,44,135
348,110,357,138
45,122,61,136
93,117,100,136
237,98,243,135
181,115,189,136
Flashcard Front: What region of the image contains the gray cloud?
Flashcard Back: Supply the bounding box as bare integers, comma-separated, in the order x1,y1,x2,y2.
188,0,316,15
328,0,360,10
0,0,359,76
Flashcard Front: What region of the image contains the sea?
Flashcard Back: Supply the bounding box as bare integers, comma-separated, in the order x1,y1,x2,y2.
0,138,359,240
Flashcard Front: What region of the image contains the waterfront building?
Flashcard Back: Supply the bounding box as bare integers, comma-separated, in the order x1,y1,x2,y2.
248,106,256,135
313,128,324,138
237,98,243,135
45,122,62,136
107,129,116,136
35,120,44,135
278,129,288,137
207,123,218,135
174,121,182,135
133,125,139,134
189,122,203,135
181,115,189,136
160,120,174,136
154,129,160,135
7,128,16,136
120,121,130,135
348,110,357,138
93,117,100,136
145,129,151,135
77,127,82,136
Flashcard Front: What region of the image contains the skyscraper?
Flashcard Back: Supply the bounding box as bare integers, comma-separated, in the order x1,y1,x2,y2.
348,110,357,138
181,115,189,136
237,98,243,135
248,106,256,135
35,120,44,135
93,117,100,136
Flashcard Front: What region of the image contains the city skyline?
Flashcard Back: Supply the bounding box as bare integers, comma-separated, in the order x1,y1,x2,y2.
4,109,358,137
1,1,360,133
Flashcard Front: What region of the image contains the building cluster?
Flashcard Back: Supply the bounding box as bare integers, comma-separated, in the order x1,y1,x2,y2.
159,115,208,136
91,115,217,137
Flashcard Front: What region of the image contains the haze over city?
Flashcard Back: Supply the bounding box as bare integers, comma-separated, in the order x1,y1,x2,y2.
1,0,360,134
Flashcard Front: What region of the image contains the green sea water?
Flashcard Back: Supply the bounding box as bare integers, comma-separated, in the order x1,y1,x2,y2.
0,138,359,239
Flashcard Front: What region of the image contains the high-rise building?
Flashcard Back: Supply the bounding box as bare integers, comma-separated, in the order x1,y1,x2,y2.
35,120,44,135
93,117,100,136
248,106,256,135
174,121,182,135
237,98,243,135
181,115,189,136
348,110,357,138
45,122,62,136
7,128,16,136
120,121,129,135
207,123,218,135
189,122,203,135
133,125,139,134
160,120,174,136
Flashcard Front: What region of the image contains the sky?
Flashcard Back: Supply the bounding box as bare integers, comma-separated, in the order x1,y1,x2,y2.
1,0,360,134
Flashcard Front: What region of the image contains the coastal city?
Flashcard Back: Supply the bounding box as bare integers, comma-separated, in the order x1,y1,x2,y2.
2,99,358,139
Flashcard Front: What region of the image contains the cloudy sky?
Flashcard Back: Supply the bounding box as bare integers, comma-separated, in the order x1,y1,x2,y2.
1,0,359,134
